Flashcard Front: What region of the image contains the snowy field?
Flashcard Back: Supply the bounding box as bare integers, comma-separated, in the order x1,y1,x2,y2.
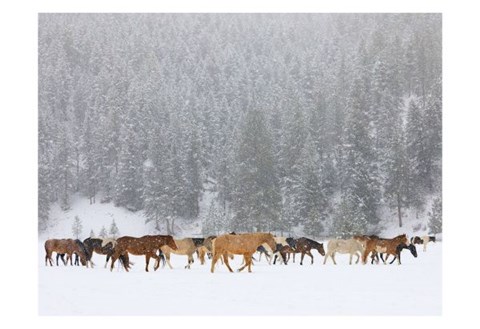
38,240,441,316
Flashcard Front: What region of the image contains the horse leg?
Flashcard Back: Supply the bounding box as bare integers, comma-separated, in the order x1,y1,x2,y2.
247,254,253,272
300,252,305,265
355,252,360,264
349,253,353,265
362,249,369,264
145,254,151,272
165,251,174,269
332,252,337,265
235,254,251,272
110,254,117,272
185,254,194,269
323,252,329,265
46,251,53,266
210,253,221,273
307,251,314,264
104,255,110,268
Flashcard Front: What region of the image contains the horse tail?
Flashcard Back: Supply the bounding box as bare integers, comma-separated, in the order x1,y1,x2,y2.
211,238,216,256
158,249,166,267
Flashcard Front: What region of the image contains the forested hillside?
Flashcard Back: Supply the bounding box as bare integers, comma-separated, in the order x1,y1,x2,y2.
38,14,441,237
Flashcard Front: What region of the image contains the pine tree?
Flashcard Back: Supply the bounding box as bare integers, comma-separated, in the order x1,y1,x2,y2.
109,219,120,238
99,225,107,238
342,77,381,226
428,197,442,235
90,229,95,238
72,216,83,239
331,191,368,239
384,123,410,227
231,108,281,232
405,98,427,209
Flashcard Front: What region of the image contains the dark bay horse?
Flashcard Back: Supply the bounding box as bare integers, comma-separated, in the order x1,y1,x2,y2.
45,239,88,267
385,243,418,265
294,237,325,265
83,237,121,268
110,235,177,272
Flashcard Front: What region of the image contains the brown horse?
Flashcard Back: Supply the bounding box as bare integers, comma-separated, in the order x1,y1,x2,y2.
210,233,277,273
294,237,326,265
44,239,88,267
361,234,410,264
110,235,177,272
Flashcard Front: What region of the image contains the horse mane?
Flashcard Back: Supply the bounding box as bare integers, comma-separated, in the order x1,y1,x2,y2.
101,238,117,248
305,238,321,247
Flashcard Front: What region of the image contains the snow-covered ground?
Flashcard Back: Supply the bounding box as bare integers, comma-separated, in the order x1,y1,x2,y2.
39,240,441,316
38,196,441,315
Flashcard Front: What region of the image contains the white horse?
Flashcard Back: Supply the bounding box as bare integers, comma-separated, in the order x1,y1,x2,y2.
323,238,365,265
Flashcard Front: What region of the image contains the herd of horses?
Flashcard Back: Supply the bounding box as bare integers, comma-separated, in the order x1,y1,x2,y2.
44,233,437,273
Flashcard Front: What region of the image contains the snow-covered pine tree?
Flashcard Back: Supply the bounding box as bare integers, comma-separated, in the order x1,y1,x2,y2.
109,219,120,239
342,76,381,226
331,191,369,239
428,197,442,235
231,108,281,232
405,98,428,210
99,225,107,238
90,229,95,238
72,216,83,239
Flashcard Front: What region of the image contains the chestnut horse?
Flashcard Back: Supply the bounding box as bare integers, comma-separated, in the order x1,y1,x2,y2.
294,237,326,265
110,235,177,272
210,233,277,273
361,234,410,265
44,239,88,267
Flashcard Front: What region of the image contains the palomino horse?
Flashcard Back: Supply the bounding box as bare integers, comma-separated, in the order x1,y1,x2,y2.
110,235,177,272
161,238,198,269
210,233,277,273
292,237,325,265
45,239,88,267
323,238,365,265
361,234,410,265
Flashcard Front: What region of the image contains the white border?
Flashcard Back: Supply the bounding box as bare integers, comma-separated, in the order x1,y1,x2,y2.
2,0,479,327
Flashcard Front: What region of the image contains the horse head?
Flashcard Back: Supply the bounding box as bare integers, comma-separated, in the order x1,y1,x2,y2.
264,234,277,253
74,239,89,266
408,244,418,258
317,243,326,256
167,236,178,251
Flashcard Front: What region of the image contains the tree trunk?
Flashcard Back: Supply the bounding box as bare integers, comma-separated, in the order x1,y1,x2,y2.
397,192,402,227
165,218,171,235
